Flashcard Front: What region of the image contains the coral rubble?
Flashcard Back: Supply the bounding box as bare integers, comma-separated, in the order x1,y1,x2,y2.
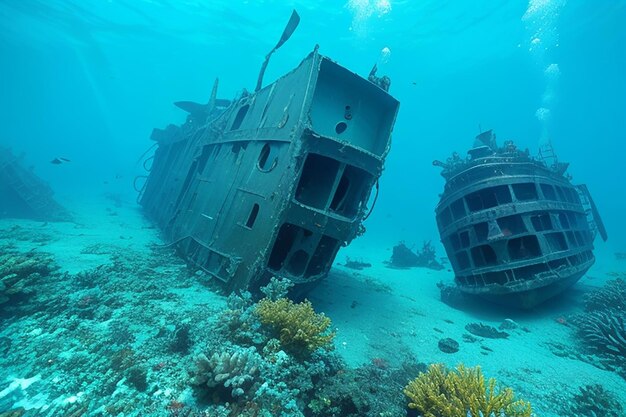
0,246,59,307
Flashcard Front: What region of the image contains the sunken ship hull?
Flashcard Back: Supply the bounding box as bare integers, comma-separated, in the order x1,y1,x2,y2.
434,131,606,309
139,48,399,293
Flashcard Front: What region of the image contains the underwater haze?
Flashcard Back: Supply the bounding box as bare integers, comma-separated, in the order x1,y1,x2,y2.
1,1,626,416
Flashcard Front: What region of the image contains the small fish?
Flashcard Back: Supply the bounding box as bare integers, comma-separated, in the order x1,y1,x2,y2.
50,157,71,165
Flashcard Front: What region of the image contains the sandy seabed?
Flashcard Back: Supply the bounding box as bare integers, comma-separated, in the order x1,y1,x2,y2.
1,195,624,416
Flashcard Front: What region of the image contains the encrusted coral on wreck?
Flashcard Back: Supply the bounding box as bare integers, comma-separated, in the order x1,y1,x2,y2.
403,364,532,417
256,297,336,355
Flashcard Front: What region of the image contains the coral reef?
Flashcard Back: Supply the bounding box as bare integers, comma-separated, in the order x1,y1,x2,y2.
127,366,149,392
170,323,192,353
191,347,262,399
403,364,532,417
387,241,444,270
572,278,626,371
218,291,265,345
256,298,335,356
561,384,624,417
0,246,58,306
573,311,626,358
308,359,424,417
188,285,345,416
584,278,626,313
260,276,294,301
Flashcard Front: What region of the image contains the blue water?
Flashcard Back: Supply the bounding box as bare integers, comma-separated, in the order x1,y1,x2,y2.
1,1,626,416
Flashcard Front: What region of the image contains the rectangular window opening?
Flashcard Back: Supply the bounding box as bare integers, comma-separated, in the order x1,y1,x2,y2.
295,154,340,210
450,199,466,220
455,251,471,270
474,222,488,242
545,232,568,252
245,203,260,228
449,233,461,251
540,183,557,200
484,271,509,285
507,235,541,260
459,231,470,248
512,183,538,201
305,235,340,277
513,263,549,281
465,185,511,212
329,164,372,218
497,215,527,236
531,213,553,232
471,244,498,267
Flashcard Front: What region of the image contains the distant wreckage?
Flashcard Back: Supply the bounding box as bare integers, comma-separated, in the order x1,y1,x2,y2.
137,11,399,294
434,131,607,308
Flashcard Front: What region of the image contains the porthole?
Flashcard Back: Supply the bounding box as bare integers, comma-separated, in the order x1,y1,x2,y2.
257,143,278,172
335,122,348,134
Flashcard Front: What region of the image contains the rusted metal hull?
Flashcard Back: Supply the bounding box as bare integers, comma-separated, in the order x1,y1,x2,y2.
434,132,605,308
139,49,399,293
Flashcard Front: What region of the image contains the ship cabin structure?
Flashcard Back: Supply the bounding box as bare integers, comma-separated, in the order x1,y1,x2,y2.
434,131,607,308
140,48,399,294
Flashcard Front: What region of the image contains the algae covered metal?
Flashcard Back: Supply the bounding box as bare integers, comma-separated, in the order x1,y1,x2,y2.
434,131,607,308
139,42,398,293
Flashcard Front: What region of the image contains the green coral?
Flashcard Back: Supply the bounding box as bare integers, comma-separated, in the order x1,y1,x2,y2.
256,298,335,355
403,364,532,417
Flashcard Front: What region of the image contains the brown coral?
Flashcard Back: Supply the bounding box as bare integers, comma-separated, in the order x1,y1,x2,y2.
256,298,335,355
0,248,57,305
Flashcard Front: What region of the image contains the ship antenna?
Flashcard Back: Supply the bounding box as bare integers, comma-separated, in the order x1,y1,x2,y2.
255,10,300,92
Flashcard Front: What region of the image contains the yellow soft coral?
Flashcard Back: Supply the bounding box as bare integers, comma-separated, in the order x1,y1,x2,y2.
256,298,335,355
403,364,532,417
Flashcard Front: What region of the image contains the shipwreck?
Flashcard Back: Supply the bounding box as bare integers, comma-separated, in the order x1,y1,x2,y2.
433,131,607,308
0,146,70,222
137,11,399,294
